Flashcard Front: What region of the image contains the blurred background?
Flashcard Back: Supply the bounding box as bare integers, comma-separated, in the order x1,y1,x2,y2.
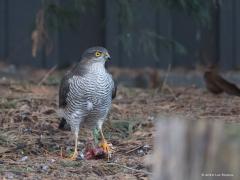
0,0,236,70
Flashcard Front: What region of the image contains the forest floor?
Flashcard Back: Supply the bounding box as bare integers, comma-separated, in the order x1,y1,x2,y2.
0,70,240,180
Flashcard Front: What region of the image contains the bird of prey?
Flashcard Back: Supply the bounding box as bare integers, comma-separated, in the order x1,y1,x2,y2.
58,47,116,160
204,69,240,96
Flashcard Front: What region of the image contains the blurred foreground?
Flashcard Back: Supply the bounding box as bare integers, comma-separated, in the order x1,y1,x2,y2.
152,117,239,180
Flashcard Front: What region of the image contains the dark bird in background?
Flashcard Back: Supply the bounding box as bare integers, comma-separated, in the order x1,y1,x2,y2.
58,47,116,160
204,67,240,96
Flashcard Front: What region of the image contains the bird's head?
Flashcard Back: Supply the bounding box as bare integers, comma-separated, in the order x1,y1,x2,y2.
81,46,111,65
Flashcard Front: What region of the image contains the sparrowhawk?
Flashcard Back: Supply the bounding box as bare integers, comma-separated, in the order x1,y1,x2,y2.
58,46,116,160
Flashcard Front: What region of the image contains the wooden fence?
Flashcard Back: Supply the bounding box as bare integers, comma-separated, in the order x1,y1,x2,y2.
0,0,239,70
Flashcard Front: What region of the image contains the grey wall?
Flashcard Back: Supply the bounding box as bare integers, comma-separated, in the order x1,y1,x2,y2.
57,0,105,68
219,0,240,69
0,0,239,70
0,0,104,68
0,0,43,67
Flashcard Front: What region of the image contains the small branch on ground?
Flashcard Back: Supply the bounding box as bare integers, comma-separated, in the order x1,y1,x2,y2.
38,65,58,86
125,145,144,154
159,64,177,100
107,162,152,176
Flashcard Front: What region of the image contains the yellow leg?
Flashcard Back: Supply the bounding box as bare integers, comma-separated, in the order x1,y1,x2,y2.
99,129,111,159
69,132,78,160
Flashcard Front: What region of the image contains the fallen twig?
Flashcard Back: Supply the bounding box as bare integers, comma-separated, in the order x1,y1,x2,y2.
159,64,177,101
107,162,152,176
38,65,57,86
160,63,171,93
125,145,143,154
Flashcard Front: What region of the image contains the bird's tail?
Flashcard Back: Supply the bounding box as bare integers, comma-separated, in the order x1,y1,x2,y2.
58,118,71,131
219,80,240,96
57,108,71,131
213,73,240,96
204,71,240,97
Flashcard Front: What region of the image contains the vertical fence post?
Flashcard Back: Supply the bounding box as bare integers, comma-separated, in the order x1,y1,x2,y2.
152,116,239,180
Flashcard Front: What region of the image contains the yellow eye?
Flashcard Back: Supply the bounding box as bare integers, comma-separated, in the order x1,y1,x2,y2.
95,51,102,57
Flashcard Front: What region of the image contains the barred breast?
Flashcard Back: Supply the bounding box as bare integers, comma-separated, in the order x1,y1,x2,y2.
63,63,114,130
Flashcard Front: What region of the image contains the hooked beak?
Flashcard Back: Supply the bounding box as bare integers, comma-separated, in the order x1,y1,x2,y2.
105,52,111,61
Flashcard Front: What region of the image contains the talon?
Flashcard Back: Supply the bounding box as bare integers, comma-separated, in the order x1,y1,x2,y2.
99,139,113,159
100,140,109,153
98,129,114,160
68,150,78,160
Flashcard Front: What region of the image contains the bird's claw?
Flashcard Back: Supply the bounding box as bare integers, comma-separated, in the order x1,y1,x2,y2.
68,151,78,161
99,139,113,159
